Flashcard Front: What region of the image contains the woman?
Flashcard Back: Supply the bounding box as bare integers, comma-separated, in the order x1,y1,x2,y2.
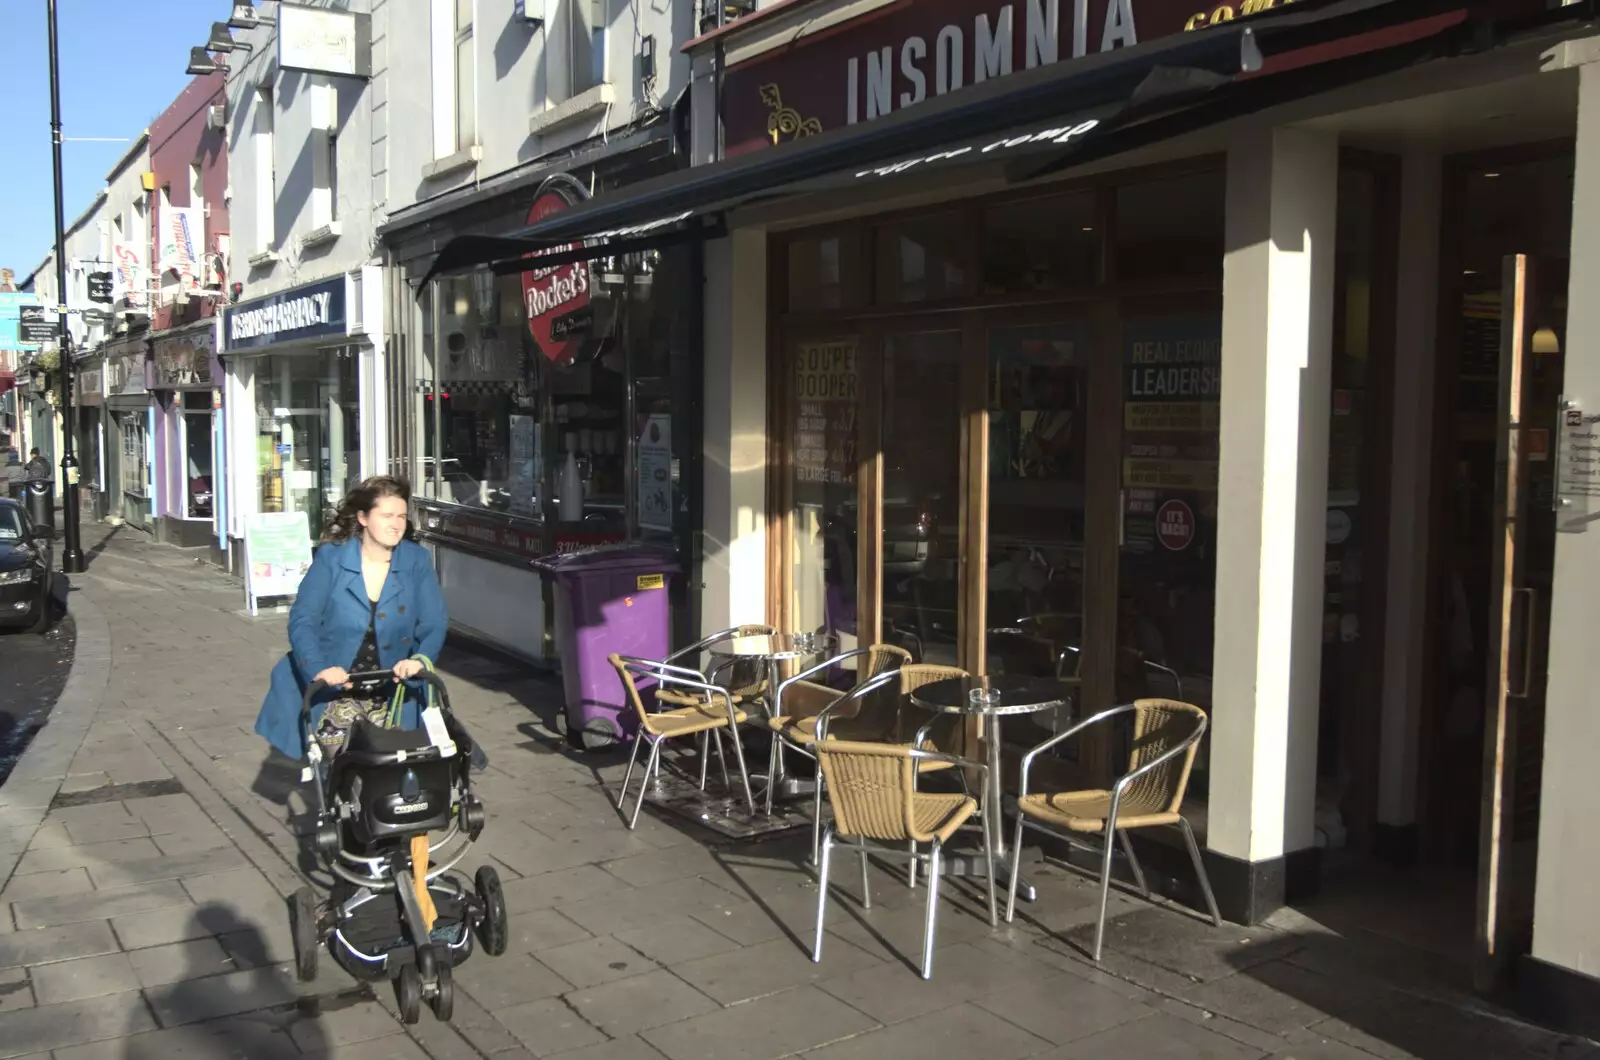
255,476,448,761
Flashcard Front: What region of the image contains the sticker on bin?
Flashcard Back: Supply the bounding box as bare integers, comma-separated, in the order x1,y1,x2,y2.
636,573,665,590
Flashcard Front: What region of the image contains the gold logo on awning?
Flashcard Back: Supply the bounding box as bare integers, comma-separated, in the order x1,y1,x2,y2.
761,84,822,144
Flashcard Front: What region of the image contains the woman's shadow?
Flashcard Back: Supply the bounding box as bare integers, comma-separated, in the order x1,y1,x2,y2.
121,902,335,1059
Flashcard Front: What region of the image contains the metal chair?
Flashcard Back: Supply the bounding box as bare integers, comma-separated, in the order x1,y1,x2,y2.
1006,698,1220,962
656,625,777,709
608,654,756,829
811,687,997,981
766,645,912,856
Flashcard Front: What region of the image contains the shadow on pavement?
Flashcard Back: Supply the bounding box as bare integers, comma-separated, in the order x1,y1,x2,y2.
120,902,331,1060
82,521,122,569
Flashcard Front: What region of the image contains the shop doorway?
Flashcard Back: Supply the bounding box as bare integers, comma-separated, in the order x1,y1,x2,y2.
1416,148,1571,986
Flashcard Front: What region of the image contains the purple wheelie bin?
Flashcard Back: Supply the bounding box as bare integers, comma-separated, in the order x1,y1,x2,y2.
535,544,679,751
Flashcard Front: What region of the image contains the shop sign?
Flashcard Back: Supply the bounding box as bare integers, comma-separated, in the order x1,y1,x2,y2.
420,505,623,561
113,241,147,308
224,276,346,352
158,205,203,291
153,329,216,387
522,175,593,365
791,340,859,488
719,0,1302,155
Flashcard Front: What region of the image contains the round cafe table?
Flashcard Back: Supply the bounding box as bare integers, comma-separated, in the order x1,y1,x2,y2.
909,674,1076,902
708,632,827,803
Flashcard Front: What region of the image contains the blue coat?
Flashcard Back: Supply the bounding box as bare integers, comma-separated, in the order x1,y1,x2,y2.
255,537,448,760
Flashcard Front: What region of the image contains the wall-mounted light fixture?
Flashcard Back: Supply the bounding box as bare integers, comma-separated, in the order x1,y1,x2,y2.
229,1,275,30
186,47,227,75
207,22,253,53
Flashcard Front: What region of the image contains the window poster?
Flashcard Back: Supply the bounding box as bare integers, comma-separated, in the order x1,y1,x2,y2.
792,339,858,488
636,413,673,532
1121,316,1222,555
508,414,538,517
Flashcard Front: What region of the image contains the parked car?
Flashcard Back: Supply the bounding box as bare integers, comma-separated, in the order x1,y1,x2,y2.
0,499,52,633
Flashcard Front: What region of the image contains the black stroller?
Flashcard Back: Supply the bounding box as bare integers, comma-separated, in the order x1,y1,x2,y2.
289,668,508,1023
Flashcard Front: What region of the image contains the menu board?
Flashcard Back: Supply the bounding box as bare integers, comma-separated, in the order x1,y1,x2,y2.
244,511,313,614
792,340,858,488
1121,316,1222,555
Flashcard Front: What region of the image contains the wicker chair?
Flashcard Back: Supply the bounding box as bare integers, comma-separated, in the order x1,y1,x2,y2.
812,691,996,980
608,654,755,829
766,645,912,858
1006,699,1220,961
655,625,777,710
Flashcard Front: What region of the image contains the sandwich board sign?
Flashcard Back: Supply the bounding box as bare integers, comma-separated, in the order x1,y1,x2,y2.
244,510,313,615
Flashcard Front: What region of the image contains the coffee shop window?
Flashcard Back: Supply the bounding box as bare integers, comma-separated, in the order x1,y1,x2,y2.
1114,168,1225,286
787,230,867,312
982,191,1098,294
876,210,971,304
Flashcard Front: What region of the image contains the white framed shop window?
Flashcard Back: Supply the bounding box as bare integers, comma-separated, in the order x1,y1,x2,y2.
179,391,216,521
120,415,147,499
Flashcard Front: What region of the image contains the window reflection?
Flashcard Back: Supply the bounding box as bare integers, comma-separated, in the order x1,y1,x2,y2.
881,331,962,664
983,193,1097,294
876,213,968,304
790,336,860,650
1115,170,1225,286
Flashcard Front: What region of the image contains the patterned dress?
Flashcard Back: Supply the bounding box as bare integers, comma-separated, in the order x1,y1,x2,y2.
312,598,395,756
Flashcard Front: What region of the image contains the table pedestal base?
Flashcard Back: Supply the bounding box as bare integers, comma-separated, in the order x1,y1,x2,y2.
635,770,812,840
935,844,1042,903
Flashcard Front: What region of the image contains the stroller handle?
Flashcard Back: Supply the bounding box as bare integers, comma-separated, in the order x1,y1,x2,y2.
300,665,453,725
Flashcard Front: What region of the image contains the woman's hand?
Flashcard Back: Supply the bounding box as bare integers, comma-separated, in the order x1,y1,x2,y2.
393,659,424,680
314,666,351,689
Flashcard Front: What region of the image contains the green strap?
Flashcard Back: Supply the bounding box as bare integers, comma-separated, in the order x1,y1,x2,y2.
386,655,437,728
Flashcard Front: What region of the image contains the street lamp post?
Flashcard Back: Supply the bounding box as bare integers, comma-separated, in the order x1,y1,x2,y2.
46,0,84,574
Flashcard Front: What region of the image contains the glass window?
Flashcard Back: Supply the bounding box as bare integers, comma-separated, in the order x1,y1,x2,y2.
120,415,147,498
880,330,962,664
0,504,24,542
564,0,606,100
183,391,214,519
982,192,1098,294
787,335,860,649
1114,169,1225,286
984,322,1089,745
1116,311,1222,716
787,232,865,313
256,350,360,540
876,213,968,304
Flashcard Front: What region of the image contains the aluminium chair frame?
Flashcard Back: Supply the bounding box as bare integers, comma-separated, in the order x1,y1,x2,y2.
612,656,756,829
768,649,905,854
663,624,779,694
810,705,998,981
1005,702,1221,962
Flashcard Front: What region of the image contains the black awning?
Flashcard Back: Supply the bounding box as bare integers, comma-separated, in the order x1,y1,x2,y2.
416,0,1494,288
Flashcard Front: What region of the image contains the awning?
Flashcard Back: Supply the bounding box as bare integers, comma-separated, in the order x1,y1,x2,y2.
417,0,1579,287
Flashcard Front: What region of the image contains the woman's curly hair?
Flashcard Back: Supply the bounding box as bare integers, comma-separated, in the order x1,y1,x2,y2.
322,475,412,543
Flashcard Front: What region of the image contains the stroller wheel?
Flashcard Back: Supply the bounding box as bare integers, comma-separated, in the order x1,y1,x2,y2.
395,962,423,1025
474,866,509,957
430,959,455,1021
290,886,319,983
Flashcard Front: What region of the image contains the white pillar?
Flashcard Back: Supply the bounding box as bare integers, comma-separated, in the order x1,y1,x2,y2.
1533,57,1600,978
1376,149,1442,836
700,228,768,635
1209,126,1338,877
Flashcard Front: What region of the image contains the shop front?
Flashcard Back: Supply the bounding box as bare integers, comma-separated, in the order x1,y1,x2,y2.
103,335,152,532
419,0,1600,1030
388,163,703,666
220,270,382,561
150,322,223,549
72,354,107,522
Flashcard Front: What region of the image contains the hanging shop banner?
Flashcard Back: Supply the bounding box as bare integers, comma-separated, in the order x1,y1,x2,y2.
244,510,314,614
152,329,216,387
522,175,593,365
159,206,204,290
636,413,673,532
792,339,858,488
112,241,147,308
223,275,347,353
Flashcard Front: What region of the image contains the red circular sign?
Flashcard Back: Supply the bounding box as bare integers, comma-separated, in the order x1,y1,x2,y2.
1156,499,1195,552
521,179,591,365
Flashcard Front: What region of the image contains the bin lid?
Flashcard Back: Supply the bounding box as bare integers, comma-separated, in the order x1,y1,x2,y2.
532,542,681,575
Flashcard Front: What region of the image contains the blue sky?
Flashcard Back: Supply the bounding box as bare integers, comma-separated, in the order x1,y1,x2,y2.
0,2,223,285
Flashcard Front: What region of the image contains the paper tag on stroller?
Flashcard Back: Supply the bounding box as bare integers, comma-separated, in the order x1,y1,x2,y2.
421,705,456,758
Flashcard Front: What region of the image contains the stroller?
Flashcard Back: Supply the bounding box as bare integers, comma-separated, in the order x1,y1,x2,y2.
289,667,508,1024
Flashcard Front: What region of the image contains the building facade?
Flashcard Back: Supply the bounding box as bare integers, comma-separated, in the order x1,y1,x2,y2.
219,0,388,565
380,0,703,668
147,72,231,553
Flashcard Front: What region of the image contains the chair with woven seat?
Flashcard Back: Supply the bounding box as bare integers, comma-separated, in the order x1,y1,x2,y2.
766,645,912,857
1005,698,1220,961
811,685,997,980
609,654,756,829
656,625,778,711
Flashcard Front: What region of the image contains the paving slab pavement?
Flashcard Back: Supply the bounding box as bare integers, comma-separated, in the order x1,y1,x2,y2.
0,520,1594,1060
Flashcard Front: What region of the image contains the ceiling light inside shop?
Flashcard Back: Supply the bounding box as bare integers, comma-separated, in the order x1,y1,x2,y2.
1483,172,1500,178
